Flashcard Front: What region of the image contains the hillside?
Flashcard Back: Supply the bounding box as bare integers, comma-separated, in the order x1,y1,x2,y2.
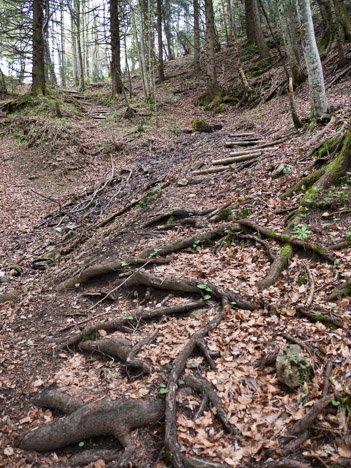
1,44,351,468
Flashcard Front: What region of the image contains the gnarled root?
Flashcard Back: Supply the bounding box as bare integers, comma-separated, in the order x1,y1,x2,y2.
19,392,165,467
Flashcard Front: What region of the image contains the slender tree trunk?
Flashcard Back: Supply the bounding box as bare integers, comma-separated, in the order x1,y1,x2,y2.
204,0,219,100
221,0,230,45
227,0,251,94
335,0,351,40
157,0,165,82
32,0,46,94
43,0,57,86
329,0,345,66
110,0,123,96
60,0,66,86
277,0,305,85
251,0,270,58
193,0,201,74
164,0,174,60
297,0,328,117
70,7,79,87
245,0,256,43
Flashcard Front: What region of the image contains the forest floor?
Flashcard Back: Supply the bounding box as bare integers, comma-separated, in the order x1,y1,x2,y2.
1,45,351,468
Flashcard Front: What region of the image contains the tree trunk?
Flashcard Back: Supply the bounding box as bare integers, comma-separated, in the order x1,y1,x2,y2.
329,0,346,66
204,0,219,101
297,0,328,117
245,0,270,58
157,0,165,82
32,0,46,95
335,0,351,40
60,0,66,87
193,0,201,74
110,0,123,96
227,0,251,94
43,0,57,86
277,0,305,85
164,0,174,60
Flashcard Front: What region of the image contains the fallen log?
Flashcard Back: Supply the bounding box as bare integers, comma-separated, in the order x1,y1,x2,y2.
225,140,265,147
212,151,262,165
192,166,230,175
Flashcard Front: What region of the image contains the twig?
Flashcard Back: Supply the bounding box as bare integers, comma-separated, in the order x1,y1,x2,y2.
323,360,334,397
31,189,62,211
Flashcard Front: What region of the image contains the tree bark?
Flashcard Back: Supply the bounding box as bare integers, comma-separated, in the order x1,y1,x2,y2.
277,0,305,85
297,0,328,117
227,0,251,94
157,0,165,82
31,0,46,95
245,0,270,58
193,0,201,74
204,0,219,100
110,0,123,96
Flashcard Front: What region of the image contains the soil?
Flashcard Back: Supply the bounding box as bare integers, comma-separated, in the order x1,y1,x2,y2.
1,44,351,468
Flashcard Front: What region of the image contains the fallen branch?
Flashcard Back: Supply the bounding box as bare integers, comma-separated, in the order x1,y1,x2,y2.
20,393,165,466
212,151,262,165
235,233,275,261
304,262,315,307
192,166,230,175
143,208,208,228
302,116,336,151
62,301,206,348
225,140,265,147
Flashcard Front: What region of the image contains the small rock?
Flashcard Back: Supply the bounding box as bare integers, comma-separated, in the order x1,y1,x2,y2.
177,178,189,187
269,163,293,179
276,344,313,388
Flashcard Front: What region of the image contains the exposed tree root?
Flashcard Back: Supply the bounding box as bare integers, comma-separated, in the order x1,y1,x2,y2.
280,168,326,200
79,329,158,374
235,233,275,261
265,458,311,468
138,223,242,258
165,300,231,468
31,390,84,415
238,218,334,262
258,243,293,290
56,256,171,291
184,374,236,433
62,301,206,348
281,431,310,456
143,208,211,227
19,392,165,467
124,270,257,311
296,305,343,328
328,277,351,301
287,394,334,437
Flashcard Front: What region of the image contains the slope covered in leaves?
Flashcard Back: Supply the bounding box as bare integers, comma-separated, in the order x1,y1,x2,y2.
0,45,351,468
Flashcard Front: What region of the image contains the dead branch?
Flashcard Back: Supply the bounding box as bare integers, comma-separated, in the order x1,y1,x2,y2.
212,151,262,165
143,208,206,228
165,301,231,468
192,166,230,175
56,256,171,291
253,351,277,369
302,116,336,151
225,140,265,147
228,132,256,137
61,301,206,348
237,218,334,263
184,374,236,433
281,333,313,355
304,262,315,307
19,393,165,467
